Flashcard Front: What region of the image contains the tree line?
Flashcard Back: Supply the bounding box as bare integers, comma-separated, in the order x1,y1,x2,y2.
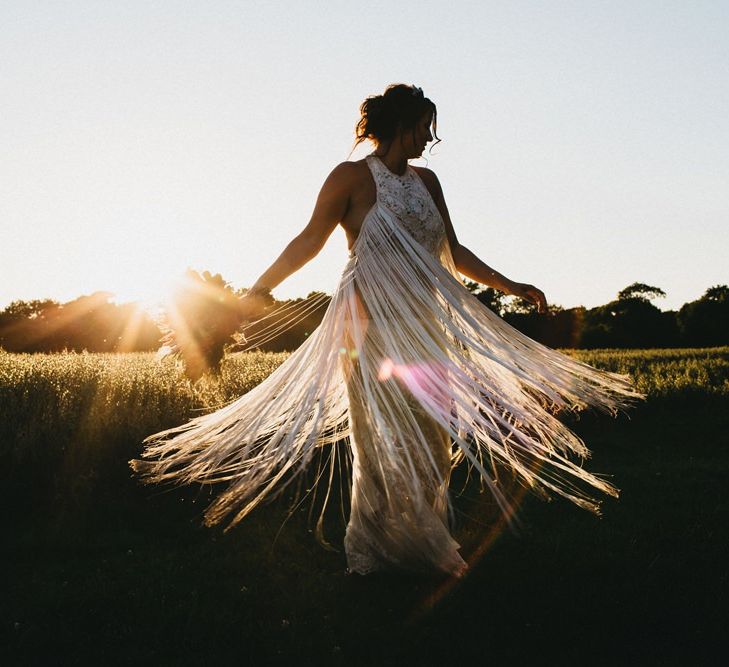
471,281,728,350
1,273,727,358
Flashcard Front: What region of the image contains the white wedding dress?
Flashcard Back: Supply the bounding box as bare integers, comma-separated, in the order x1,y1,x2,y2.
130,152,644,577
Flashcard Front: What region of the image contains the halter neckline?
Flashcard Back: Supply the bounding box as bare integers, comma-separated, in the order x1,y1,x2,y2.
368,153,411,179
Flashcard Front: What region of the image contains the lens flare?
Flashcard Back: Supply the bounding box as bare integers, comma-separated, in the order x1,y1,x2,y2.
377,357,451,420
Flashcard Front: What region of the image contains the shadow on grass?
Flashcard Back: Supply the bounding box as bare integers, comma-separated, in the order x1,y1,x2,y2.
3,396,728,665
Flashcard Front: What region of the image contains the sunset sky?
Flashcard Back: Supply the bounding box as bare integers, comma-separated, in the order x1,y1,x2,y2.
2,1,727,314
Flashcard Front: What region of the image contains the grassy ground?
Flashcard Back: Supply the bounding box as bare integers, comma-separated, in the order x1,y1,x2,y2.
2,349,728,665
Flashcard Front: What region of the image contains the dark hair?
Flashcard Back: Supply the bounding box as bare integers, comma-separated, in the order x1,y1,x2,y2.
352,83,441,155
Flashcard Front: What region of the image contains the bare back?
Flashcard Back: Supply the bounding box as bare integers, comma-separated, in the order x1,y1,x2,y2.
338,159,377,251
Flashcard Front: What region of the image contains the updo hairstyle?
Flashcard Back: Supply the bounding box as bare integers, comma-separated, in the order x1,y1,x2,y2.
353,83,440,153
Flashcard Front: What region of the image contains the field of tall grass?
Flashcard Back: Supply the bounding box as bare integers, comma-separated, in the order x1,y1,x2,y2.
3,347,728,665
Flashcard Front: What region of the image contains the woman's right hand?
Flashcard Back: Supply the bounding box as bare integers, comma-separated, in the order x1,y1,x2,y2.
236,292,270,322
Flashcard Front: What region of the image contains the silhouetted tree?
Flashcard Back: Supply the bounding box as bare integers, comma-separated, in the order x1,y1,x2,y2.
677,284,729,347
502,304,587,349
0,298,59,320
2,280,727,354
0,299,59,350
462,279,508,316
579,283,670,348
703,285,729,303
0,294,160,352
502,294,537,315
617,282,666,302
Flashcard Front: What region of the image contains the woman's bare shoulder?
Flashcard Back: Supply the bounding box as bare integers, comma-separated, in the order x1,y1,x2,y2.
411,165,443,199
322,159,371,194
323,158,368,181
411,164,439,184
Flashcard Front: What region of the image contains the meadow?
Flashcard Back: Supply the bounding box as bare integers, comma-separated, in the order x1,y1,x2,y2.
2,347,728,665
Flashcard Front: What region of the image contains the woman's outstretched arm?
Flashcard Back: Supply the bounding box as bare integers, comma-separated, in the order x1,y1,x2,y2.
235,162,354,319
248,162,353,293
415,167,548,314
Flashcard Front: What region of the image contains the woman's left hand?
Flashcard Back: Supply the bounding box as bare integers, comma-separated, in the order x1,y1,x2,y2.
509,282,548,314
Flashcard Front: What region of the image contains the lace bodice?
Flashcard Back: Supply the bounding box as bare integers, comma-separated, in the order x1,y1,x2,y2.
365,153,446,256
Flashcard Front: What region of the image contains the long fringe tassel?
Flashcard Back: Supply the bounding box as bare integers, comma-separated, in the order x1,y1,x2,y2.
130,203,645,558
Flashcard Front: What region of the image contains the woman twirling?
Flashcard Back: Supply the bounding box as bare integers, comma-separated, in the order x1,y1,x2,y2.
130,83,644,578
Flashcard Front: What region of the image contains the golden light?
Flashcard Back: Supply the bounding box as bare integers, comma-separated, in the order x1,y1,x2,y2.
106,271,231,356
108,273,186,318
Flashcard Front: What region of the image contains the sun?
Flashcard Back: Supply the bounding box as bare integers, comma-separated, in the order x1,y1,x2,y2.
108,274,188,318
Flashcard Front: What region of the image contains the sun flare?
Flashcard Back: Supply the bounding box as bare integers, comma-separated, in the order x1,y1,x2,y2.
108,274,193,318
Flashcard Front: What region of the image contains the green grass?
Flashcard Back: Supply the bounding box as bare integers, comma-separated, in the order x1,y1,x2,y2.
2,348,728,665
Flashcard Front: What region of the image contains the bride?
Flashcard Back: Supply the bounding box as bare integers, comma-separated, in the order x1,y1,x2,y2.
130,83,644,578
